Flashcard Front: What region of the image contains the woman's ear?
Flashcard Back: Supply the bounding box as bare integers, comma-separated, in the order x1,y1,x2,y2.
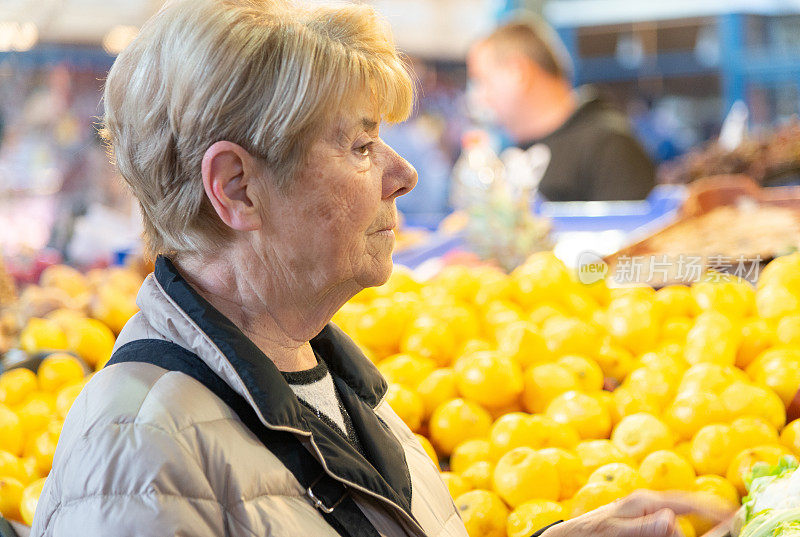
201,141,263,232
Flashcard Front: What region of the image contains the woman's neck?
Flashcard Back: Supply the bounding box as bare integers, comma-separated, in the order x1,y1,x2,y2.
172,248,353,372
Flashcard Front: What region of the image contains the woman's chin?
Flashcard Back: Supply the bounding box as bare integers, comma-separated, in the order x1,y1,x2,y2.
358,258,394,289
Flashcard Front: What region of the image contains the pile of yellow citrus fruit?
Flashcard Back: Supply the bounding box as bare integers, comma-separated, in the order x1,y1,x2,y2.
333,251,800,537
0,353,91,524
0,264,142,524
5,253,800,535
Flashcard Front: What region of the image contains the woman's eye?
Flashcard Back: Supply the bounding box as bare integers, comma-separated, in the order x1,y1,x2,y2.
355,142,373,157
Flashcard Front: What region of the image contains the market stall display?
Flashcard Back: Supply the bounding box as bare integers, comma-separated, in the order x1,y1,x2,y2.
331,251,800,537
661,120,800,187
606,176,800,287
2,250,800,535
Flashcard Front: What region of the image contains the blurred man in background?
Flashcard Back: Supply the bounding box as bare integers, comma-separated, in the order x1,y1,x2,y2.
468,18,656,201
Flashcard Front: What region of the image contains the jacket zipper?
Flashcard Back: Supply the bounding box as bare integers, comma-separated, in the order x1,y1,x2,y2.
305,434,428,537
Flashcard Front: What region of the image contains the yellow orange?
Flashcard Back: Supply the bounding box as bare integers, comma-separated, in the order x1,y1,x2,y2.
0,451,24,484
15,393,56,438
488,413,544,460
611,386,661,423
19,457,41,486
521,363,579,414
605,295,661,355
460,460,494,490
0,476,24,522
594,340,637,382
384,384,423,432
0,368,37,407
40,264,90,298
19,318,68,354
545,391,611,440
693,475,739,507
663,392,728,441
638,450,695,491
575,440,634,473
691,278,754,319
429,398,492,456
511,252,573,309
55,381,84,419
726,444,792,495
440,472,472,499
737,318,776,369
661,317,693,343
91,283,141,334
454,351,523,409
37,353,85,393
538,447,586,499
588,462,645,494
684,312,740,366
656,285,696,318
746,347,800,407
530,414,580,450
756,283,800,320
506,500,564,537
541,316,600,357
528,303,568,328
399,314,458,367
455,489,509,537
377,353,435,389
63,317,116,369
638,350,688,384
30,429,57,475
675,441,693,462
689,424,736,476
757,252,800,291
415,434,438,468
777,314,800,345
0,404,23,456
729,416,780,454
611,413,674,462
571,481,627,517
498,321,553,368
688,476,740,535
431,265,480,303
721,382,785,430
781,419,800,456
493,447,560,507
451,439,493,475
678,516,697,537
19,477,46,526
624,367,677,408
557,355,604,392
417,368,457,419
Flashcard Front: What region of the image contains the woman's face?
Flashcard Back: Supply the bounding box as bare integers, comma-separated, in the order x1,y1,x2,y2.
258,101,417,295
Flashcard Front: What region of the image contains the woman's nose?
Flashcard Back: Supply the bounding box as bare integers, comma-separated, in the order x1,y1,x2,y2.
382,144,418,200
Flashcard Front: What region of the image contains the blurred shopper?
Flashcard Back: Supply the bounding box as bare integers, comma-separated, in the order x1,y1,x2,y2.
468,18,656,201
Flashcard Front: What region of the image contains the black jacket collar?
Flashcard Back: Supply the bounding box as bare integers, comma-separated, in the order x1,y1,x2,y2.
153,256,412,514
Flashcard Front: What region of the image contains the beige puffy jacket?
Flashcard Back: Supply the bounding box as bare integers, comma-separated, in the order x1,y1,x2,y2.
30,257,468,537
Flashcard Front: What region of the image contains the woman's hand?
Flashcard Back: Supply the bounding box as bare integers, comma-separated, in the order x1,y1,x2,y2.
542,490,736,537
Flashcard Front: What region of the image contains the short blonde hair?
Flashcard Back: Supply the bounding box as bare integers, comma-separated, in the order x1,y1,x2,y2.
102,0,414,257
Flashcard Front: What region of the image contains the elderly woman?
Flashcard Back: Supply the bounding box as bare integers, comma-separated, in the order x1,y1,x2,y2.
31,1,728,536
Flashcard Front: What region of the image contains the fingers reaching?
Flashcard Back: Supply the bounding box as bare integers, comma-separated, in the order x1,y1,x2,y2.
612,508,682,537
612,490,735,523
